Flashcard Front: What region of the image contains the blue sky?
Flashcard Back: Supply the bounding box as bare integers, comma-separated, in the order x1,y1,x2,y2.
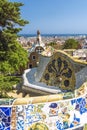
10,0,87,34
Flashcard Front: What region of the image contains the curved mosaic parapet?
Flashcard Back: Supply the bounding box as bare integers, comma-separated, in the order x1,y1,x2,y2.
35,50,87,92
0,93,87,130
40,52,76,91
22,50,87,96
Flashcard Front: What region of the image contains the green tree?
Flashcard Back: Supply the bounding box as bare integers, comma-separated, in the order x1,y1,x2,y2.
48,42,57,46
63,38,79,49
0,74,21,97
0,0,29,96
0,0,29,74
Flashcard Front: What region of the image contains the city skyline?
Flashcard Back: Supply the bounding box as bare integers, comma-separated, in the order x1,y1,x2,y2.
10,0,87,34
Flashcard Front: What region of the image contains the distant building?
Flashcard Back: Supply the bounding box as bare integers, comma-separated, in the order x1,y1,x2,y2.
73,49,87,61
28,30,45,68
82,39,87,49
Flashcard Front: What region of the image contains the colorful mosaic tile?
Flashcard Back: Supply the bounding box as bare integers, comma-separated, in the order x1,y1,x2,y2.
23,96,87,130
0,98,15,106
0,107,11,130
16,106,25,130
0,95,86,130
11,106,16,130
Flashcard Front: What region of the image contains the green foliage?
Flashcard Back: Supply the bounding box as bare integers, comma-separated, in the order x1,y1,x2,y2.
0,0,29,74
48,42,57,46
0,61,13,74
63,39,79,49
48,42,63,50
0,0,28,29
0,0,29,96
0,74,21,97
7,43,28,73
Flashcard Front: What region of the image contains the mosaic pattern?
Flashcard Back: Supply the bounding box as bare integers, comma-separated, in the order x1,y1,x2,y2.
11,106,16,130
0,99,15,106
0,95,87,130
10,95,87,130
0,107,11,130
16,105,25,130
40,52,76,91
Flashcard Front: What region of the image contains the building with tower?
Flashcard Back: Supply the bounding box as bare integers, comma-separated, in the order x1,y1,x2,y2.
28,30,45,68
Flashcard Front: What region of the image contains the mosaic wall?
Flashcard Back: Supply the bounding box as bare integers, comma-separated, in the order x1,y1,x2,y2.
40,52,76,91
0,94,87,130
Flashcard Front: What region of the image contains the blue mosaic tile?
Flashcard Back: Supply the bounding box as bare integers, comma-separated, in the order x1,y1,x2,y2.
25,104,34,113
16,120,24,130
0,95,85,130
77,98,83,103
71,99,76,105
16,106,25,130
75,97,87,114
0,107,11,130
80,107,87,114
56,120,64,130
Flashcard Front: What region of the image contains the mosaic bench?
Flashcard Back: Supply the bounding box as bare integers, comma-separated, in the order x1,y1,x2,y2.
0,93,87,130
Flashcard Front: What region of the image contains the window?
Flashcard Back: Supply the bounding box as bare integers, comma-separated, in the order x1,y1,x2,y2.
29,64,32,68
32,55,36,60
36,48,43,54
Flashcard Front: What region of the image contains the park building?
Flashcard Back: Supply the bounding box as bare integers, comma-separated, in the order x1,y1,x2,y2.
28,30,45,68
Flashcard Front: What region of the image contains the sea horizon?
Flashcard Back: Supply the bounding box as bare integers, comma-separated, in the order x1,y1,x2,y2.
19,33,87,38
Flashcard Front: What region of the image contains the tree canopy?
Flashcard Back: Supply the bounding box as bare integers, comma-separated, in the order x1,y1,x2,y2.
63,38,79,49
0,0,29,96
0,0,29,74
